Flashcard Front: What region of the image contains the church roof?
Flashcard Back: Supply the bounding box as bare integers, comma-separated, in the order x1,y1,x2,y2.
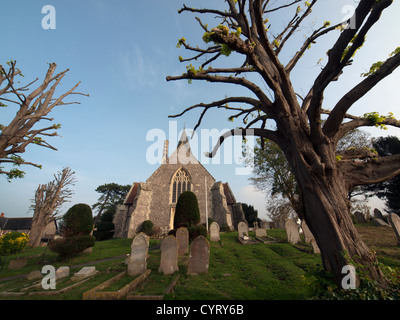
176,128,191,152
124,182,140,205
0,217,32,230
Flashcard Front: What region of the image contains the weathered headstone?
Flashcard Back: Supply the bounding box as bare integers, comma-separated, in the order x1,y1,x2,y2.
72,266,97,281
285,219,301,244
187,236,210,275
310,239,320,254
374,208,387,222
261,221,270,229
389,213,400,245
301,220,314,243
374,218,391,227
159,235,179,275
176,227,189,256
354,211,366,224
209,222,220,242
56,266,70,279
26,270,43,281
8,258,28,270
127,232,149,276
238,221,248,238
255,228,267,238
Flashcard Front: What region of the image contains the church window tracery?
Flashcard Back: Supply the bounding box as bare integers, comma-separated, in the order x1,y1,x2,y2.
171,167,191,203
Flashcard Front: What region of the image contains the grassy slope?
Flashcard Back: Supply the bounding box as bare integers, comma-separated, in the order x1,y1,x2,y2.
0,225,399,300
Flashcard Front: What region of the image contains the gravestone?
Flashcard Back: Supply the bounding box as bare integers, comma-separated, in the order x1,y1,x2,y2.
255,228,267,238
301,220,314,243
374,208,387,222
187,236,210,275
374,218,391,227
238,221,248,238
72,266,97,281
389,214,400,245
159,235,179,275
354,211,366,224
310,239,320,254
56,266,70,279
209,222,220,242
127,232,149,276
261,221,270,229
285,219,301,244
8,258,28,270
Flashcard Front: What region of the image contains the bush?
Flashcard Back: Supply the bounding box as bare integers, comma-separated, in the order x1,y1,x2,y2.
48,234,96,260
49,203,95,260
94,208,115,241
188,225,207,242
60,203,94,236
140,220,154,236
174,191,200,229
0,232,29,255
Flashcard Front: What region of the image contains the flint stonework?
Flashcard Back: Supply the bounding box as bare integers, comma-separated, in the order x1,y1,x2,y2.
187,236,210,275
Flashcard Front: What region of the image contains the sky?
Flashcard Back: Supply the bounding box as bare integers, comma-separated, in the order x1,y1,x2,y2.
0,0,399,220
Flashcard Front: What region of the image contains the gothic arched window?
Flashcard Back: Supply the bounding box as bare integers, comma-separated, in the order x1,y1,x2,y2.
171,167,191,203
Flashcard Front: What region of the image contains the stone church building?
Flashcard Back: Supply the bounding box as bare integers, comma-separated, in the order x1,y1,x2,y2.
113,130,247,238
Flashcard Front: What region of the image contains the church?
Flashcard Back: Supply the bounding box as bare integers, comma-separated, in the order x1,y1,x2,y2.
113,129,247,238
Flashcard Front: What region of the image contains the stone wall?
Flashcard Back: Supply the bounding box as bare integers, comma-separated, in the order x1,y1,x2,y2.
211,182,233,229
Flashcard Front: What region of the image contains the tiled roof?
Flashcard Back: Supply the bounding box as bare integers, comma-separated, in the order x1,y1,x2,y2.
0,217,33,230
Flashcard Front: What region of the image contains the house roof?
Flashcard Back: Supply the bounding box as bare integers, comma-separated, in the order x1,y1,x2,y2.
0,217,33,231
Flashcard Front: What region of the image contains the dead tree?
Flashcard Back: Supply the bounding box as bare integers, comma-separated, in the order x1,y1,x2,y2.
0,61,88,179
28,167,76,247
167,0,400,287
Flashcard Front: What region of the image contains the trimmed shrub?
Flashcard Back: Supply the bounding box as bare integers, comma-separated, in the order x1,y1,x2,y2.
94,208,115,241
60,203,94,236
140,220,154,236
0,232,29,255
174,191,200,229
188,225,207,242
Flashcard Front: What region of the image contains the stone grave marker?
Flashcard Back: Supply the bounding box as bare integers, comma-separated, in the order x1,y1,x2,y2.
310,239,320,254
374,218,391,227
176,227,189,256
374,208,387,222
354,211,366,224
389,214,400,245
255,228,267,238
56,266,70,279
261,221,270,229
238,221,248,238
159,235,179,275
187,236,210,275
127,232,149,276
301,220,314,243
209,222,220,242
8,258,28,270
72,266,97,281
285,219,301,244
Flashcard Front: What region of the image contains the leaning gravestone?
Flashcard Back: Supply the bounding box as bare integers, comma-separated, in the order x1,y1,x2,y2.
127,232,149,276
187,236,210,275
389,214,400,245
238,221,249,238
210,222,220,242
285,219,301,244
159,235,179,275
176,227,189,256
374,208,387,222
301,220,314,243
354,211,366,224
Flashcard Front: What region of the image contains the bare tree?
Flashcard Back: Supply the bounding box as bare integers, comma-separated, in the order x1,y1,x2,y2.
28,167,76,247
167,0,400,286
0,61,88,179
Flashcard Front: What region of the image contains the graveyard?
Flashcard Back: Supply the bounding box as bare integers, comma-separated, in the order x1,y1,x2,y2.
0,220,399,300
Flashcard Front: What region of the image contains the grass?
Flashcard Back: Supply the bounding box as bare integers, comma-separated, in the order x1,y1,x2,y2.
0,225,399,300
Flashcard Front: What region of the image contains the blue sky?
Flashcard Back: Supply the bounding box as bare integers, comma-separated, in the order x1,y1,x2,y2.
1,0,399,219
